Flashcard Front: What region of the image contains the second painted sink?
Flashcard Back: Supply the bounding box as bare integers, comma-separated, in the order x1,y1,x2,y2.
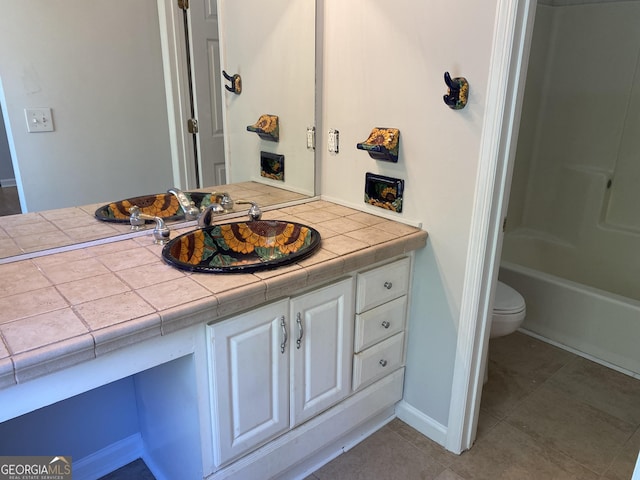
94,192,213,223
162,220,321,273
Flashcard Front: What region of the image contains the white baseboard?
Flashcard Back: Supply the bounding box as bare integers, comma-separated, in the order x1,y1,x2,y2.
395,399,448,447
0,178,16,188
73,433,143,480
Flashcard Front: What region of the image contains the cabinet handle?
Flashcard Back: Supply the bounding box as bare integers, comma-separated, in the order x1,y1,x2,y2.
384,281,393,290
379,359,388,367
296,312,304,349
280,316,287,354
381,321,391,329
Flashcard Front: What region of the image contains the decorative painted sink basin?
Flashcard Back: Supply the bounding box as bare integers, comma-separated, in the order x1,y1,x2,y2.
95,192,213,223
162,220,321,273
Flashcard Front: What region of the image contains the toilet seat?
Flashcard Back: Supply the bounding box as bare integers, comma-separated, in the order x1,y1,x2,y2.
493,280,525,314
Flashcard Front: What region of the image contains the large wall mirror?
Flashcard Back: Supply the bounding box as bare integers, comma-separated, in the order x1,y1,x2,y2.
0,0,316,260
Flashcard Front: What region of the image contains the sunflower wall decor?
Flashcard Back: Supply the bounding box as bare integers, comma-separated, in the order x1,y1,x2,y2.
364,172,404,213
247,114,279,142
356,127,400,162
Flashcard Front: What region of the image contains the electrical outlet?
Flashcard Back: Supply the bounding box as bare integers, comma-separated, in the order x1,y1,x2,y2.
24,108,54,133
328,129,339,154
306,127,315,150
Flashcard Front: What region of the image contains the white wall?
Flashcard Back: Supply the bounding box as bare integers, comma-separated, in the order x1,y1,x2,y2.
0,0,174,212
320,0,498,427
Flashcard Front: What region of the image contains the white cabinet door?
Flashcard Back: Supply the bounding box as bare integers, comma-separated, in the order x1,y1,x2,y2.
209,299,290,466
290,278,355,426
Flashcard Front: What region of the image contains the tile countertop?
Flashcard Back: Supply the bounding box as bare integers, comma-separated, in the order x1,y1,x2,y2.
0,200,427,389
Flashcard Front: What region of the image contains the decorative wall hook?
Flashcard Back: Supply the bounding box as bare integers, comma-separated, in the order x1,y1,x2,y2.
443,72,469,110
356,127,400,163
246,114,279,142
222,70,242,94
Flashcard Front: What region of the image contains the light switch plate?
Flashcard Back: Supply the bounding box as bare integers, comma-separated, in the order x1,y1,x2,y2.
25,108,54,133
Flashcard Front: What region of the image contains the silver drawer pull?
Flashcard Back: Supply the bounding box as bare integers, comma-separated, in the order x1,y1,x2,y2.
383,281,393,290
381,321,391,329
379,359,388,367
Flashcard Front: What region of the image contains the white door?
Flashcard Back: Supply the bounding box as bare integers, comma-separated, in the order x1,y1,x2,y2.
290,278,355,426
209,299,290,466
189,0,226,186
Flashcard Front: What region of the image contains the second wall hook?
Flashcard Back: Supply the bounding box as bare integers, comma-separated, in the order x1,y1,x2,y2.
222,70,242,94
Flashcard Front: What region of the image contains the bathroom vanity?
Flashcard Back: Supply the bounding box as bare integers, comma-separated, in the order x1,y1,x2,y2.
0,199,426,480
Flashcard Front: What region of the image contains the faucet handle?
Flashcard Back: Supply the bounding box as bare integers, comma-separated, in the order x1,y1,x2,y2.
138,214,170,244
211,191,234,212
129,205,146,231
236,200,262,221
129,206,170,244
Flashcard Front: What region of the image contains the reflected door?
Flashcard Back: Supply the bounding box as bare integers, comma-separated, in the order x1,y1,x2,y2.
190,0,226,186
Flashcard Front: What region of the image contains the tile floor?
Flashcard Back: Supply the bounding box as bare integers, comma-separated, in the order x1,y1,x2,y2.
309,331,640,480
100,332,640,479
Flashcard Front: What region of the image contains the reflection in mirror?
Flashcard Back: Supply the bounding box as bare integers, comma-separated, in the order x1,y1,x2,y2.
0,182,309,261
0,0,315,260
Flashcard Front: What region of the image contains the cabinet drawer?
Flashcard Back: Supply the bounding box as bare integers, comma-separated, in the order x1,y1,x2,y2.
354,296,406,353
352,332,404,391
356,257,410,313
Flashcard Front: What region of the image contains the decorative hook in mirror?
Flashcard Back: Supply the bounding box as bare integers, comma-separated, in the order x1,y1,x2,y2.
222,70,242,94
356,127,400,163
443,72,469,110
247,114,279,142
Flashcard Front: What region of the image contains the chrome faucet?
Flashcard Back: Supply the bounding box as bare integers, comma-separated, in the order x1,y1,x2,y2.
235,200,262,221
167,188,200,220
197,203,225,228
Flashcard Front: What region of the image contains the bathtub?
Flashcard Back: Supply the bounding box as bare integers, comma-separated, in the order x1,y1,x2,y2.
499,261,640,378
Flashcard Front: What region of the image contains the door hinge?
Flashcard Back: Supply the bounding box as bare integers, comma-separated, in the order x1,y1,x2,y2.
502,216,507,232
187,118,199,134
177,0,189,10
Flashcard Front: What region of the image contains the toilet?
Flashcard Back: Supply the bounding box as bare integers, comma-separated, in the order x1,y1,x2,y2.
485,281,526,383
490,280,526,338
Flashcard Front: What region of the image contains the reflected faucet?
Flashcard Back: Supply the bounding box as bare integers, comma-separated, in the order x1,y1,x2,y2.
211,191,234,212
167,188,200,220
